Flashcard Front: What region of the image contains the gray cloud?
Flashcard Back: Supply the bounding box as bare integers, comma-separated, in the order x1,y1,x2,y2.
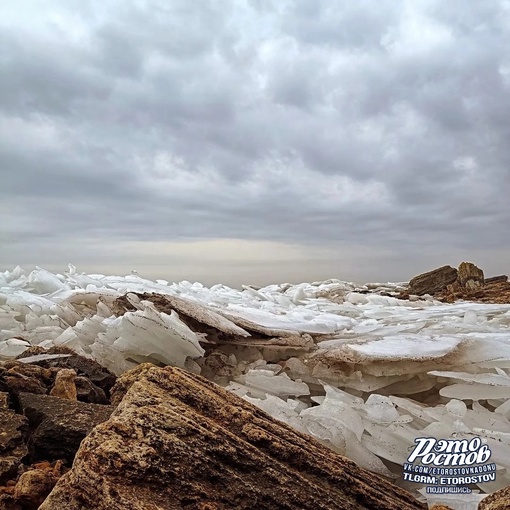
1,0,509,285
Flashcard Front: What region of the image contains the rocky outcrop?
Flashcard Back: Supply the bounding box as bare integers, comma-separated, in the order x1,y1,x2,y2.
479,485,510,509
407,265,458,296
18,393,114,463
403,263,510,303
41,365,425,510
457,262,484,290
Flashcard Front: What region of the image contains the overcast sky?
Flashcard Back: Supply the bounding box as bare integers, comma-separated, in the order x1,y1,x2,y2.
1,0,509,286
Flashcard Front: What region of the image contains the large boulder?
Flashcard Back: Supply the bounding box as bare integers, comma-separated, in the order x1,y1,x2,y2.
41,366,425,510
457,262,484,290
408,265,458,296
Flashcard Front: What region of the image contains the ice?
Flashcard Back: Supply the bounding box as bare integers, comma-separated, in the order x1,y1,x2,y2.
0,338,30,358
17,353,72,363
28,267,71,294
348,334,464,360
235,368,310,398
440,383,510,400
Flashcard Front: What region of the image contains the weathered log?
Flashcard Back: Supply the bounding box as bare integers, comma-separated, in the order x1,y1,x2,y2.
41,366,426,510
408,266,458,296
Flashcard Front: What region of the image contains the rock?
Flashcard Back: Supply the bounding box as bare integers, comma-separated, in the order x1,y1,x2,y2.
479,485,510,510
75,377,108,405
0,364,47,397
0,410,28,485
17,347,116,396
13,468,57,510
109,363,155,406
49,369,77,400
408,265,458,296
18,393,114,464
0,393,8,409
41,366,425,510
485,275,508,284
457,261,484,290
0,493,22,510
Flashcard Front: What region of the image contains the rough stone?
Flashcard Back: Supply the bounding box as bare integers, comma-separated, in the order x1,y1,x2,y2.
75,376,108,404
479,485,510,510
13,468,57,510
41,366,425,510
407,265,458,296
109,363,155,406
17,347,116,396
49,369,77,400
0,393,8,409
18,393,114,464
0,410,28,484
457,261,484,290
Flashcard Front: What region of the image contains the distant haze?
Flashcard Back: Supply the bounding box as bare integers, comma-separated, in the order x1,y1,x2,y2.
1,1,509,287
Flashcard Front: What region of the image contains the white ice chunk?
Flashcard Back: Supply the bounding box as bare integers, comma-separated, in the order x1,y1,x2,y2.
348,335,463,360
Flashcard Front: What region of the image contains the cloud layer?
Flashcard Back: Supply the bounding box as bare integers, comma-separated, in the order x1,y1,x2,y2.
2,0,509,285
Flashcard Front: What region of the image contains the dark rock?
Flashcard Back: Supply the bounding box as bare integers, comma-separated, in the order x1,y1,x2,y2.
485,275,508,284
0,493,22,510
457,261,484,290
18,393,114,464
0,410,28,484
75,377,108,405
408,265,458,296
41,366,425,510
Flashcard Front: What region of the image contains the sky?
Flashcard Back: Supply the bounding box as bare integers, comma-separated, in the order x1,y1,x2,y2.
1,0,509,287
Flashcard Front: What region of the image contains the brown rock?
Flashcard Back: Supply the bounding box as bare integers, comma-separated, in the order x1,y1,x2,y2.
41,366,425,510
109,363,155,406
0,393,8,409
49,369,77,400
457,261,484,290
0,493,22,510
479,485,510,510
18,393,114,463
17,348,116,396
13,468,57,510
408,265,458,296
